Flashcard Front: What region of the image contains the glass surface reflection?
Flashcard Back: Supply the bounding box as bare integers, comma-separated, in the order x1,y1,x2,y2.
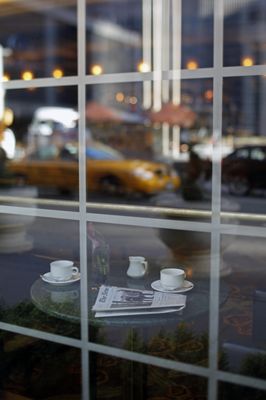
86,0,214,74
0,216,80,338
87,222,210,367
219,382,266,400
219,235,266,377
0,334,81,398
0,1,77,80
90,352,208,399
221,76,266,225
223,1,266,67
0,87,79,208
86,80,213,220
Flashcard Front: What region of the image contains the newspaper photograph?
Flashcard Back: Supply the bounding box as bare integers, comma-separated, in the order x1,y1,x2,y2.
92,285,186,312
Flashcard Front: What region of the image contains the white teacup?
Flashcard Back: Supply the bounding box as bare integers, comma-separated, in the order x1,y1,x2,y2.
160,268,186,290
50,260,79,281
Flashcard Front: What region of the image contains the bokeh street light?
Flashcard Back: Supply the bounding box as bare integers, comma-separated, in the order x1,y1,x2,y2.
52,68,64,79
115,92,124,102
21,70,34,80
91,64,103,75
2,74,10,82
241,56,254,67
204,89,213,101
186,59,199,70
137,61,150,73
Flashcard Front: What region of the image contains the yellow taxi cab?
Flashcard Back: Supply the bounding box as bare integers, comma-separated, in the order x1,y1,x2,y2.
7,143,181,197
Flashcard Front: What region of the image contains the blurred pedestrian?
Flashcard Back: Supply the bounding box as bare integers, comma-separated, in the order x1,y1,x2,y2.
182,147,205,201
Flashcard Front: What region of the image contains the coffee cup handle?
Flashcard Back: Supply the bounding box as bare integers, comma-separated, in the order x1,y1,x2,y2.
142,261,148,273
72,266,79,276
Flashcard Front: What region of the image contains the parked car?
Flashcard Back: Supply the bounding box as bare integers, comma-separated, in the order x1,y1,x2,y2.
7,143,181,197
222,146,266,195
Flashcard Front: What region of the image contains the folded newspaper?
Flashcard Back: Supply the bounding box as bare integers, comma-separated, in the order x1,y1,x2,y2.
92,285,186,318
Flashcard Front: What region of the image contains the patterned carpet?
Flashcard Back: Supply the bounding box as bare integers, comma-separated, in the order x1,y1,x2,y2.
0,281,265,400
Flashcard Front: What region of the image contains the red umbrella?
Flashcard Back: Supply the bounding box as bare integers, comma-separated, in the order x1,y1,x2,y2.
148,103,196,128
86,101,123,123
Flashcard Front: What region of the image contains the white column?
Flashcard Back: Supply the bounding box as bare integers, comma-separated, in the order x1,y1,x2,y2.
142,0,152,110
162,0,170,156
162,0,170,103
152,0,163,112
172,0,182,158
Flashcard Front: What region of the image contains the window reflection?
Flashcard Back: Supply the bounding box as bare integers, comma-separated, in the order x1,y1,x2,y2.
0,1,265,399
90,352,208,399
0,87,78,205
223,0,266,67
0,216,80,336
0,1,77,79
219,381,266,400
0,0,153,78
219,235,266,378
0,334,81,399
85,80,213,217
221,77,266,216
0,79,210,215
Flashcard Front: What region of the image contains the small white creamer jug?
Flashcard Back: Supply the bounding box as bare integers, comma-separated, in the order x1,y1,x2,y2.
127,256,148,278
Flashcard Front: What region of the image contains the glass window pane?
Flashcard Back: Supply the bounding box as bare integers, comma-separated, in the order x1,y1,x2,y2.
86,0,143,75
90,352,208,399
86,0,214,75
183,0,214,69
0,334,81,398
219,381,266,400
221,76,266,224
219,235,266,377
85,79,212,220
0,0,265,398
2,86,78,210
0,216,80,338
223,1,266,67
88,222,211,368
0,1,77,80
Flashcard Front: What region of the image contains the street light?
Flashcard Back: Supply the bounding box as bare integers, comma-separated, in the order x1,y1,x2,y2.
137,61,150,73
22,70,34,80
204,89,213,101
129,96,137,105
52,68,64,79
91,64,103,75
2,74,10,82
241,56,254,67
186,59,199,70
115,92,124,102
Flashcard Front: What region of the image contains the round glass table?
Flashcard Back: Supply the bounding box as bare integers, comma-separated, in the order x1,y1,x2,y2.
30,277,228,327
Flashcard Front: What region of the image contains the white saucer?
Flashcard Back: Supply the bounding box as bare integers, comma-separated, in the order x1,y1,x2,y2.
40,272,81,286
151,280,194,293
